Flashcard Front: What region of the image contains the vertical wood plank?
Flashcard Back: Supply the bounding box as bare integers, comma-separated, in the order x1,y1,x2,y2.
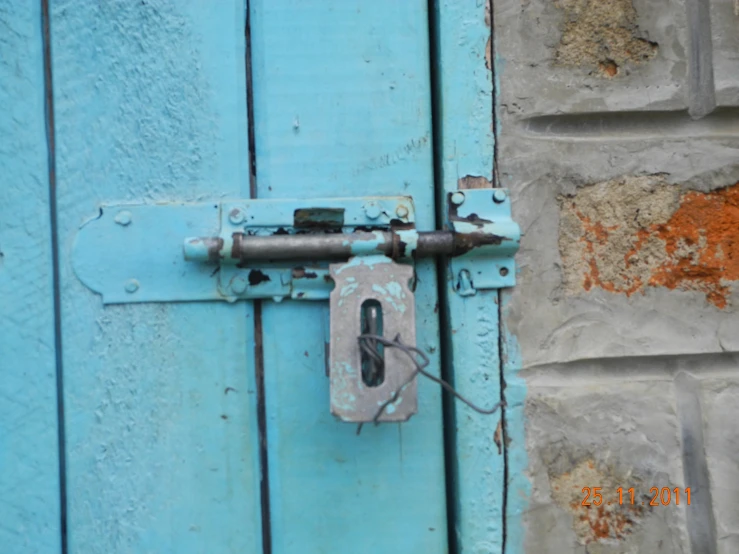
0,2,61,551
50,1,262,551
430,1,505,552
249,1,448,552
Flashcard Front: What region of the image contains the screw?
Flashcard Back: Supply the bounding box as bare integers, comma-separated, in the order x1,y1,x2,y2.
124,279,139,293
493,190,507,203
230,275,248,295
395,205,409,218
499,267,509,277
229,208,246,225
364,202,381,220
114,210,132,226
450,192,465,206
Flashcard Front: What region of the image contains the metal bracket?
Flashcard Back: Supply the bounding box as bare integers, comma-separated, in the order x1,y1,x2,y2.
72,196,415,304
447,189,520,295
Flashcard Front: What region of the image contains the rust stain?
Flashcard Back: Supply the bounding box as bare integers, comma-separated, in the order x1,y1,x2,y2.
292,267,318,279
458,175,493,190
599,59,619,77
494,418,503,455
560,177,739,308
647,186,739,308
550,458,647,545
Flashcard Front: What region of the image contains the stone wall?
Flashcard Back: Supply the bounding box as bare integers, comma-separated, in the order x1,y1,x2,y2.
496,0,739,551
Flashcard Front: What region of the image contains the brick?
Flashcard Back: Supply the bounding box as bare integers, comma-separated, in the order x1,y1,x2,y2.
522,380,690,552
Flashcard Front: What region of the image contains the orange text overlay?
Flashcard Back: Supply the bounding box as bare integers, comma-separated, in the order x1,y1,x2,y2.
582,487,691,507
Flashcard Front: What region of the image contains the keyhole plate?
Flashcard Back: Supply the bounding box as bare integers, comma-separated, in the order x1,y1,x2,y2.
328,255,417,422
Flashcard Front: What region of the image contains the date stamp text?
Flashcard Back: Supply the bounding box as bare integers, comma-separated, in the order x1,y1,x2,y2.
582,487,690,506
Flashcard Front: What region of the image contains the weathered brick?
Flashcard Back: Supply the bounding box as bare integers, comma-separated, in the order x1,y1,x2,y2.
495,0,688,115
495,2,739,552
523,379,690,552
701,376,739,553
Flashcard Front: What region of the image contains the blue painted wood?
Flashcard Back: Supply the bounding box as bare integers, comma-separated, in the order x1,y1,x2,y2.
490,9,531,553
500,313,528,554
0,2,61,551
431,1,505,552
49,1,262,551
249,1,448,551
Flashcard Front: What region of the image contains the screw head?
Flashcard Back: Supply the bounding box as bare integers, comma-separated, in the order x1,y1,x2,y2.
364,202,381,220
229,208,246,225
395,205,409,218
450,192,465,206
114,210,132,226
493,189,507,203
499,267,509,277
124,279,139,293
230,275,248,295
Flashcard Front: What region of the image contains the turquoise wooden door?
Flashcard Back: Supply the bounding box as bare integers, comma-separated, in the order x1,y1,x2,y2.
2,1,507,553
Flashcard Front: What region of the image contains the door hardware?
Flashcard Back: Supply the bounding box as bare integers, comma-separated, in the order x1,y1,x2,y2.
72,192,519,421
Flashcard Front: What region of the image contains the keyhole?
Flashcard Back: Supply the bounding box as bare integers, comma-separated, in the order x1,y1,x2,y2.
361,300,384,387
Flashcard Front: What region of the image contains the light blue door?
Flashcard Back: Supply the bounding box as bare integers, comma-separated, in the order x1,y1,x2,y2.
249,2,446,552
1,1,508,552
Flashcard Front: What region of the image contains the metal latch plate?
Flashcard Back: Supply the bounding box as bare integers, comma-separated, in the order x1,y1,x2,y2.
329,256,417,422
448,189,519,291
72,196,415,304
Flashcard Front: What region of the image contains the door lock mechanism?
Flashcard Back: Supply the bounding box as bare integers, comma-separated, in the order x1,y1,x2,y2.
72,192,519,422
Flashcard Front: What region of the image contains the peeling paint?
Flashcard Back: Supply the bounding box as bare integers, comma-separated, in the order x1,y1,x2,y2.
553,0,658,78
247,269,271,286
458,175,492,190
559,177,739,308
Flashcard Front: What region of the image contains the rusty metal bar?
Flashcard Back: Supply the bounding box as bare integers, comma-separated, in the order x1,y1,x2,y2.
183,229,505,264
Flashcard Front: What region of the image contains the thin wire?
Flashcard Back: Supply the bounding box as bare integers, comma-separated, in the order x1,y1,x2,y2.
357,333,505,432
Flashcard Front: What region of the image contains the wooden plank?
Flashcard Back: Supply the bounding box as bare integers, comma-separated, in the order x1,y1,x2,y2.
430,1,505,552
249,1,448,552
0,1,61,551
500,317,527,554
50,2,262,551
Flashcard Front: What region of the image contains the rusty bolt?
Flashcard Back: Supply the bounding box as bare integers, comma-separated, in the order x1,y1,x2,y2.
230,275,248,295
493,190,507,203
395,205,409,218
450,192,465,206
364,202,381,220
114,210,132,226
124,279,139,293
229,208,246,225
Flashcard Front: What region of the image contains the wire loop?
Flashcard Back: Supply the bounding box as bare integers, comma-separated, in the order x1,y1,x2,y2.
356,333,505,435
